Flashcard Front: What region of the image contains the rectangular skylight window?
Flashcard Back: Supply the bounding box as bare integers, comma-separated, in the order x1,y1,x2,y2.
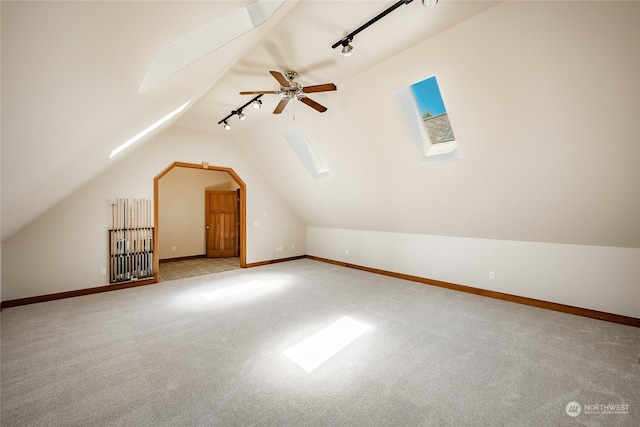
282,316,372,372
283,127,330,179
410,76,456,145
395,76,460,164
109,100,190,159
140,0,286,91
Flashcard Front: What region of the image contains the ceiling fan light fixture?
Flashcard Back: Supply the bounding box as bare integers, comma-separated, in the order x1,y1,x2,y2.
341,42,354,57
422,0,438,8
240,71,334,114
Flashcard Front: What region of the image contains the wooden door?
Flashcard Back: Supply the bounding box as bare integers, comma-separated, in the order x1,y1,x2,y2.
205,190,239,258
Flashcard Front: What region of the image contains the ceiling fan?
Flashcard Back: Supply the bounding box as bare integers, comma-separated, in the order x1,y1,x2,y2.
240,70,337,114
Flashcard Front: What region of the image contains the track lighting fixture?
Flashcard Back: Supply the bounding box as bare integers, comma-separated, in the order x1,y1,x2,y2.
341,41,354,57
331,0,437,55
217,94,263,130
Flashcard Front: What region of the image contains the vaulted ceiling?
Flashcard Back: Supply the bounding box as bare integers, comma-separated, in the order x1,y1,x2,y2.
1,0,498,241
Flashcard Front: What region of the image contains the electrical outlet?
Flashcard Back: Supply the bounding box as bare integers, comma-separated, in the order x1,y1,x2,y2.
277,246,283,252
345,249,349,256
99,267,107,276
489,271,495,280
172,246,177,251
291,244,295,250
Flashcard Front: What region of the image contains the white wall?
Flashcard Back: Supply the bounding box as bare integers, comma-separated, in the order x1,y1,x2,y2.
1,126,306,301
300,1,640,319
158,168,238,259
238,1,639,249
307,227,640,318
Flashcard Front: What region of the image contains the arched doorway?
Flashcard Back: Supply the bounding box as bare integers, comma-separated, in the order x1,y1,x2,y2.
153,162,246,281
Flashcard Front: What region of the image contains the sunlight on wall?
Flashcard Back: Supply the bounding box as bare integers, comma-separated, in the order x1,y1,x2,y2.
110,101,191,158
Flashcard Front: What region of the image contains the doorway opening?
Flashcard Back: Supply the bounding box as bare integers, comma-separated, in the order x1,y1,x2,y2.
154,162,246,282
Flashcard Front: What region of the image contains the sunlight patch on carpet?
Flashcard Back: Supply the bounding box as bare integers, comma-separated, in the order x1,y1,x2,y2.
202,280,276,301
283,316,372,372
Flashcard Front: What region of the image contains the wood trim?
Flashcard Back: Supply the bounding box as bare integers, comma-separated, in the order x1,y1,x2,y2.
3,254,636,329
159,254,206,263
153,161,248,274
1,279,155,309
0,256,301,309
245,255,306,268
305,255,640,328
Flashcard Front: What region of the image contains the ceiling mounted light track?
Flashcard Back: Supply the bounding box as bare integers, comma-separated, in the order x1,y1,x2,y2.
217,94,263,130
331,0,438,56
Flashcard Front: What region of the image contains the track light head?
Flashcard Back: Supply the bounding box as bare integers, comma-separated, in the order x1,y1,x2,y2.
332,0,437,55
219,95,261,129
341,41,354,57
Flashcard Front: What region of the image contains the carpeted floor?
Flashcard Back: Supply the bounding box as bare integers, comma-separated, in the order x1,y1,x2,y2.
2,258,639,426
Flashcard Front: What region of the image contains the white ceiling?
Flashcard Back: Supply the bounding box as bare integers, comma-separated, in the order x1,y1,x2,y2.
1,0,497,241
179,0,498,135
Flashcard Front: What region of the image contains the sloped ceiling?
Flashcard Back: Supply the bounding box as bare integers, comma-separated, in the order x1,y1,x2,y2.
1,0,497,242
0,0,294,241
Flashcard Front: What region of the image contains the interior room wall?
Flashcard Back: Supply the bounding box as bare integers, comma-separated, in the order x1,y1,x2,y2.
299,1,640,318
158,168,238,260
307,227,639,318
1,126,306,301
237,1,638,247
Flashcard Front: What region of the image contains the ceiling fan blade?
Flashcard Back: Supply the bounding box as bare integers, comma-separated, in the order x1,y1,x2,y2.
299,96,327,113
273,97,290,114
240,90,278,95
302,83,337,93
270,70,290,87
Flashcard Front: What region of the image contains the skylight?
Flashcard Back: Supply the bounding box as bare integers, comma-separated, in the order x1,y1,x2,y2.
109,100,190,159
395,76,460,164
140,0,286,91
283,127,330,179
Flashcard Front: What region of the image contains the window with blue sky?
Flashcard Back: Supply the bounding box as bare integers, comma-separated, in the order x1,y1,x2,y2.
395,75,460,164
410,76,455,145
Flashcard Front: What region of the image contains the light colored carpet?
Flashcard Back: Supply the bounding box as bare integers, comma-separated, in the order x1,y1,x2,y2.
2,259,639,426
